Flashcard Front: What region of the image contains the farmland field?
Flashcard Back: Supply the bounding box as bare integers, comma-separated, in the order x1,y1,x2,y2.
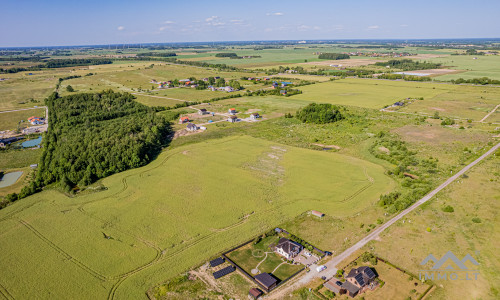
422,55,500,80
0,108,46,131
290,78,454,109
0,135,393,299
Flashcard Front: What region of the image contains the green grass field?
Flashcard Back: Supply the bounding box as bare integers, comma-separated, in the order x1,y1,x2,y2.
290,78,454,109
0,135,393,299
368,155,500,300
422,55,500,80
0,108,46,131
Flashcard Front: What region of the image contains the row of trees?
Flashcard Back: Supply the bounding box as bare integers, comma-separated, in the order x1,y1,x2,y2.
377,73,432,81
318,53,350,60
450,77,500,85
1,58,112,73
136,52,177,57
215,53,238,57
374,59,441,71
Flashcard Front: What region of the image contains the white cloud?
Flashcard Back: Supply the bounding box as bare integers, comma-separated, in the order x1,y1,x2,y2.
230,19,243,23
367,25,379,30
205,16,225,26
164,20,175,24
313,26,321,30
400,24,409,27
117,26,125,31
266,12,284,16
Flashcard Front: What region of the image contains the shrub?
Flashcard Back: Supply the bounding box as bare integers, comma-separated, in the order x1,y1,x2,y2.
442,205,454,213
472,217,482,223
426,227,432,232
295,103,344,124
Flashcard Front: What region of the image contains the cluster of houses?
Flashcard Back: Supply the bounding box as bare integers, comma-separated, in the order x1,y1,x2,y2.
28,116,44,125
151,77,237,92
208,86,235,92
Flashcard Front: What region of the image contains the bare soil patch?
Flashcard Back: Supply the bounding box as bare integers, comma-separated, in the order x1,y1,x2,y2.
301,59,379,67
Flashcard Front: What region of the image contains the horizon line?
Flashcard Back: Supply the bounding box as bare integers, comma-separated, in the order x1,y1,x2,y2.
1,37,500,49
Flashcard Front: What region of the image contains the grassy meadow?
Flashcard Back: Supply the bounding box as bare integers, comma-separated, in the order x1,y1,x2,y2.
367,154,500,300
423,55,500,80
0,108,46,131
0,135,393,299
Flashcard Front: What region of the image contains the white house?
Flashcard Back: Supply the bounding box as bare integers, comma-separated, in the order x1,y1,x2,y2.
275,238,303,260
249,113,260,120
186,123,198,132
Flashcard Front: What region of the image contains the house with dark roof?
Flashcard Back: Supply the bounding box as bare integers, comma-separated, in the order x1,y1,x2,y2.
250,113,260,120
228,115,238,123
198,108,208,115
254,273,277,292
186,123,198,132
324,266,377,298
0,137,22,148
275,238,302,260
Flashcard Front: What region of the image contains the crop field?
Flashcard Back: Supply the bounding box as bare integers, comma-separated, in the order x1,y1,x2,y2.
395,84,500,121
422,55,500,80
0,135,393,299
367,154,500,300
289,78,455,109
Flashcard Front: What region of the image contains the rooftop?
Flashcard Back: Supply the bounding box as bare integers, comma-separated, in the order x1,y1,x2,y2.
254,273,276,288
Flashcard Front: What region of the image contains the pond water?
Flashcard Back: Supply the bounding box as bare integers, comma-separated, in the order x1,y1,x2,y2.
22,136,42,148
0,171,23,188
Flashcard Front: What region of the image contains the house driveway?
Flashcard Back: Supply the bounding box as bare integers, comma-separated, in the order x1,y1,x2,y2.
293,250,319,266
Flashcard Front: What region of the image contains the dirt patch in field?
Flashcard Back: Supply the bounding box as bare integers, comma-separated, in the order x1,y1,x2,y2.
301,59,379,67
312,143,341,149
393,125,488,144
429,107,446,111
396,69,461,76
378,146,390,154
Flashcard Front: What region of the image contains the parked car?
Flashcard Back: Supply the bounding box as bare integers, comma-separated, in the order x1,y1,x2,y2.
304,251,312,257
325,251,333,256
321,276,327,280
316,265,327,272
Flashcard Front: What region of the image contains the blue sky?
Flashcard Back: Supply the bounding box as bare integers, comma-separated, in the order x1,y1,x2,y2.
1,0,499,47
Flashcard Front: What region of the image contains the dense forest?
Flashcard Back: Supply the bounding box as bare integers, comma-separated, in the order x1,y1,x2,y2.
28,90,172,194
374,59,441,71
295,103,345,124
318,53,350,60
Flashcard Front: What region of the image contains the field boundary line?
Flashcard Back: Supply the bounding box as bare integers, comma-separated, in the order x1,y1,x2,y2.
0,281,14,300
0,106,47,114
18,219,109,281
131,93,188,102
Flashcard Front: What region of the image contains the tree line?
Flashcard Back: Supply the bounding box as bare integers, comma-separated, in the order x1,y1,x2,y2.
0,58,112,73
137,52,177,57
374,59,441,71
318,53,350,60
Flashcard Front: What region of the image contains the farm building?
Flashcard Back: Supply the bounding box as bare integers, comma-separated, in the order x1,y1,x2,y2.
311,210,325,218
179,116,189,124
249,113,260,120
213,266,235,279
209,257,225,268
275,238,302,260
254,273,277,292
224,86,235,92
249,288,263,299
186,123,198,132
228,108,237,115
228,115,238,123
280,90,287,95
324,278,344,294
198,108,208,115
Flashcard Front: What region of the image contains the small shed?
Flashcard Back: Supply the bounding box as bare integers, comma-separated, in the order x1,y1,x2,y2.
254,273,277,292
199,108,208,115
228,115,238,123
249,288,263,299
311,210,325,218
250,113,260,120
